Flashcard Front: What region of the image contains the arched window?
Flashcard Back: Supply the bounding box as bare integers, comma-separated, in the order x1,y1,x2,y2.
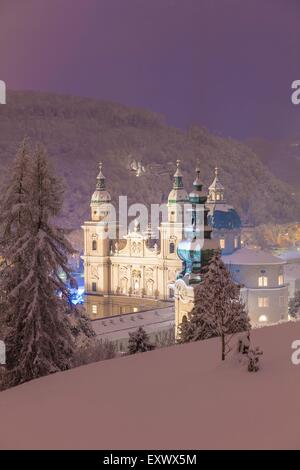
169,242,175,254
92,240,97,251
220,239,225,249
258,314,268,322
258,276,268,287
182,315,187,323
258,297,269,308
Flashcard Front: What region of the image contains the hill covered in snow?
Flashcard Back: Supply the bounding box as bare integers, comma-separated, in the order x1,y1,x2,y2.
0,321,300,449
0,91,299,229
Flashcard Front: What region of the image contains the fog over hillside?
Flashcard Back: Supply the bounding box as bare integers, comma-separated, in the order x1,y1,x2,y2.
0,91,299,229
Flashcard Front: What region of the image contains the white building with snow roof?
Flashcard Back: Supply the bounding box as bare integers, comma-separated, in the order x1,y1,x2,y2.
207,169,289,324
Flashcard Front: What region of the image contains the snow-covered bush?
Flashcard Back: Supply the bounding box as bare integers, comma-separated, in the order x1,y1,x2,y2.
128,327,155,355
0,367,6,391
72,339,116,367
154,328,175,348
247,347,263,372
289,290,300,318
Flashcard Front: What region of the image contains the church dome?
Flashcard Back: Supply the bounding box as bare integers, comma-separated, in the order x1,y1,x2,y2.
177,237,201,264
167,160,189,204
208,205,241,230
91,189,111,203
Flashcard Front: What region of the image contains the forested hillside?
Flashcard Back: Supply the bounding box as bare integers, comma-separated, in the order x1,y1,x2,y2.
0,91,299,228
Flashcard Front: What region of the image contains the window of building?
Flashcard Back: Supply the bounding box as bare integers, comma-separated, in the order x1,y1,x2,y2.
258,314,268,322
258,297,269,308
234,237,239,249
92,240,97,251
92,282,97,292
216,194,220,201
220,239,225,249
169,242,175,254
278,274,284,286
258,276,268,287
92,305,97,314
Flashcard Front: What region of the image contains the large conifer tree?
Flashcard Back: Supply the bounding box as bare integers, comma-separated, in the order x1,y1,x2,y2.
0,140,30,339
0,142,75,386
178,251,250,360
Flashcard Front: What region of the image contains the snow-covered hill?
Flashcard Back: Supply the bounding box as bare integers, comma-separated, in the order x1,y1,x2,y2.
0,321,300,450
0,91,299,228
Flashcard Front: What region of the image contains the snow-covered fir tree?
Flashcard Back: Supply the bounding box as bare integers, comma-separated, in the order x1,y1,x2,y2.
127,327,155,355
0,142,79,386
0,140,30,340
178,251,250,360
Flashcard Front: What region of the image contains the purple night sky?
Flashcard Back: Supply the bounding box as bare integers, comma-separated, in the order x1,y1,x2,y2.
1,0,300,139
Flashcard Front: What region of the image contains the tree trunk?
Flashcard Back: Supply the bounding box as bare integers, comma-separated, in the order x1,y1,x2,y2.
222,333,225,361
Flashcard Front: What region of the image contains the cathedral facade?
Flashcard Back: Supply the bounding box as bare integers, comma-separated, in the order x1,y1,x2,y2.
82,161,188,318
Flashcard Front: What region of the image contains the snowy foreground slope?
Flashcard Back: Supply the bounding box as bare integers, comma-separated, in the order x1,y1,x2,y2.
0,321,300,450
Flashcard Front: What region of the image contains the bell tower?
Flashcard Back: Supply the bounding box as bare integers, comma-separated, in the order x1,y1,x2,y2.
206,167,242,254
159,160,188,259
207,167,225,203
82,162,115,297
91,162,112,221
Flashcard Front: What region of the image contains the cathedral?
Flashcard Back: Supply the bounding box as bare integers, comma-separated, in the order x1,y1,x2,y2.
82,160,289,331
82,161,187,318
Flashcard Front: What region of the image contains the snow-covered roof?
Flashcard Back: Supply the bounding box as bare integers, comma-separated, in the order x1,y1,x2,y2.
208,204,241,230
222,247,286,266
276,249,300,262
209,203,233,213
92,305,174,342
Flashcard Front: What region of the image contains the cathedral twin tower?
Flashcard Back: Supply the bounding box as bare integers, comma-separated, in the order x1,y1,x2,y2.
82,160,219,317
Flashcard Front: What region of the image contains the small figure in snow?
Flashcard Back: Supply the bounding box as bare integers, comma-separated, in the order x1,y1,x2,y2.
247,347,263,372
237,331,251,355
